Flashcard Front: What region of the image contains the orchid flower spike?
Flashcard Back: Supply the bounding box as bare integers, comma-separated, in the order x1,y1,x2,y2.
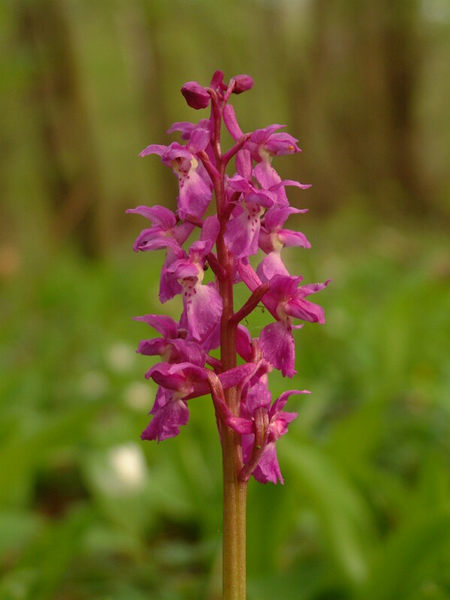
128,72,328,485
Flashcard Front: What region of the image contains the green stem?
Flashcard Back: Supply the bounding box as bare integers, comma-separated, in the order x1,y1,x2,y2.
217,203,248,600
211,104,247,598
222,425,248,600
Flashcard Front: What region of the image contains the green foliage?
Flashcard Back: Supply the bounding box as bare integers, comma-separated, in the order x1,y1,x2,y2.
1,215,448,599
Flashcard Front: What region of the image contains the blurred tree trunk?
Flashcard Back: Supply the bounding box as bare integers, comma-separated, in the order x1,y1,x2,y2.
380,0,425,212
305,0,426,215
128,0,179,204
17,0,106,257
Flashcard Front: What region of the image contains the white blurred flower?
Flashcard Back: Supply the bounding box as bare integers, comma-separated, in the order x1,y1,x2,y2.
124,381,154,411
108,443,147,492
106,342,135,372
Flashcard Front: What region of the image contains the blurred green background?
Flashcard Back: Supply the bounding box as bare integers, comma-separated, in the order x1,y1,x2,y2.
1,1,449,599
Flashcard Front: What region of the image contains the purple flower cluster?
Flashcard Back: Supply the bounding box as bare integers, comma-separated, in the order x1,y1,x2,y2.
128,71,328,484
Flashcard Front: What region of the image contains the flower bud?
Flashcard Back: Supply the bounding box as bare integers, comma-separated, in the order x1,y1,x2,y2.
181,81,211,109
232,74,254,94
210,70,225,90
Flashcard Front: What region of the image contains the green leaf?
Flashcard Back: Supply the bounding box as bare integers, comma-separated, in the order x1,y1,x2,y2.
0,505,93,600
281,437,375,585
358,509,450,600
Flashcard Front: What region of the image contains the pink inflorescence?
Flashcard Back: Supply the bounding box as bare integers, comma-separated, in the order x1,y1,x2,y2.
128,71,329,484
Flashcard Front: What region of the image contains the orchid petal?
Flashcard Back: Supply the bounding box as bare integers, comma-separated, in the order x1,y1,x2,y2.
263,206,303,230
257,252,290,282
133,314,178,338
279,229,311,249
271,389,311,414
254,161,284,194
137,338,168,356
142,393,189,442
252,443,284,484
184,283,223,342
223,104,244,140
126,205,177,229
139,144,167,158
236,149,252,179
260,321,296,377
178,169,212,219
236,325,253,362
